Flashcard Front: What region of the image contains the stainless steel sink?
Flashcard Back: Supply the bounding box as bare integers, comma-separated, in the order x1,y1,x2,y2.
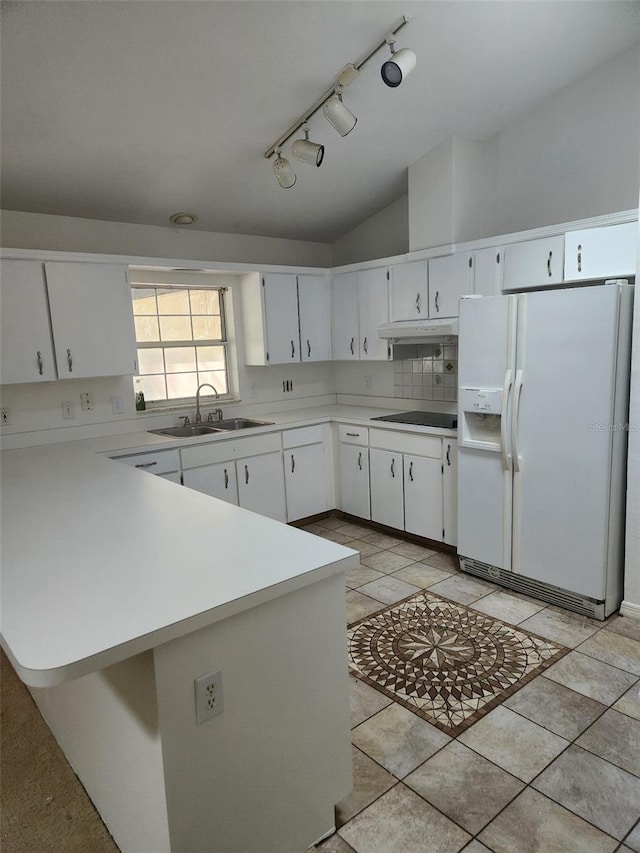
215,418,274,430
148,425,226,438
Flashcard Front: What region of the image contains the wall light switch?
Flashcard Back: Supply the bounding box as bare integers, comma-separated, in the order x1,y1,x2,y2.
80,392,94,411
62,401,75,420
111,396,124,415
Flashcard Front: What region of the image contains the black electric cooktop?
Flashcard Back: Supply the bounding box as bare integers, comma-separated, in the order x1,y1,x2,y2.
371,411,457,429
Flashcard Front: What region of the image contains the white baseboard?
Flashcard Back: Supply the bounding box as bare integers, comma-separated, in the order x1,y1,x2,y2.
619,600,640,621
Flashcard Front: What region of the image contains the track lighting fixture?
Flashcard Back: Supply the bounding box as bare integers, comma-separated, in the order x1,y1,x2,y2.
292,124,325,166
264,15,414,189
381,36,417,88
272,147,296,188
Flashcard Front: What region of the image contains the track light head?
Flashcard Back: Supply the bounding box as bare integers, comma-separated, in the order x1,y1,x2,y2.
292,125,325,167
322,90,357,137
381,38,416,88
272,148,296,188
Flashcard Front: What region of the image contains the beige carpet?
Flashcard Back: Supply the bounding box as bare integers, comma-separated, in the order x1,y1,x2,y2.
0,650,119,852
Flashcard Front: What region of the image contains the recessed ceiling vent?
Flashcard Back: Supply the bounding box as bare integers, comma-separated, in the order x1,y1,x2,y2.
169,212,198,226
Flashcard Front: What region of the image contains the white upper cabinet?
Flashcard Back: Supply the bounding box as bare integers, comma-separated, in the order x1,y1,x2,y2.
473,247,504,297
389,259,429,321
261,273,300,364
428,253,473,318
564,222,638,281
1,260,57,383
502,235,564,291
297,275,332,362
331,272,359,360
357,267,390,360
1,260,137,384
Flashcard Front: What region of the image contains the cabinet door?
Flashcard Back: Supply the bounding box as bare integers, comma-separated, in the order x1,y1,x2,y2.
404,454,443,541
428,254,472,318
564,222,638,281
262,273,300,364
370,448,404,530
442,439,458,546
502,235,564,291
338,443,370,519
284,443,328,522
473,248,504,297
237,451,287,522
332,272,359,360
183,463,239,505
44,262,137,378
390,260,429,321
298,275,332,362
0,260,57,383
357,267,390,361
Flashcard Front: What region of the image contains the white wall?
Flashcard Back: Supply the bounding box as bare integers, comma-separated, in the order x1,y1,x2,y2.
0,210,332,268
331,196,409,267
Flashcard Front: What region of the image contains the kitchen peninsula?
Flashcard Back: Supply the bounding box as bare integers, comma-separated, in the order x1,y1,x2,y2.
0,436,359,853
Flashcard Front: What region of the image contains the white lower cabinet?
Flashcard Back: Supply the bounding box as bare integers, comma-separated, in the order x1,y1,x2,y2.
404,454,443,541
337,424,371,520
283,426,329,522
370,449,404,530
237,451,286,522
182,462,239,505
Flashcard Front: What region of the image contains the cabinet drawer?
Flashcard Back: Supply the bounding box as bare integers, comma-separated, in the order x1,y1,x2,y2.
338,425,368,445
282,424,324,449
115,449,181,474
369,428,442,459
181,432,282,469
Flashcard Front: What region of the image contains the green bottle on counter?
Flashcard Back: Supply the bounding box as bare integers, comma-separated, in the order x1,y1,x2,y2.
135,378,146,411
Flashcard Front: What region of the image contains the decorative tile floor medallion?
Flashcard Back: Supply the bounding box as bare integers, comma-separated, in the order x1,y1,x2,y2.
348,591,569,736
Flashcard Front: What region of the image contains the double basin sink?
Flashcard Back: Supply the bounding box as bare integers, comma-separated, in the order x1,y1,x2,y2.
149,418,274,438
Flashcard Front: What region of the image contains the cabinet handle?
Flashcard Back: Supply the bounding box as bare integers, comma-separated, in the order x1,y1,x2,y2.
307,339,311,358
577,243,582,273
435,291,440,313
446,444,451,466
135,461,158,469
496,251,501,264
245,464,249,485
67,348,73,372
547,251,553,278
390,458,395,478
357,451,363,471
291,453,295,473
346,432,360,437
416,293,421,314
291,340,295,358
36,351,43,375
224,468,229,489
409,461,414,482
350,337,355,355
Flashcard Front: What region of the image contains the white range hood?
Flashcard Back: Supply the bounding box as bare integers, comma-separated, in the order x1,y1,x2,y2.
377,318,459,342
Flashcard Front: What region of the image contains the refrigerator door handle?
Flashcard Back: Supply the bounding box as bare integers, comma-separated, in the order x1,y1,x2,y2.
512,369,524,472
500,368,513,471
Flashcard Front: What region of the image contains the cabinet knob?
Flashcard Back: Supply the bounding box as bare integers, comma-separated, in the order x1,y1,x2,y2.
291,453,295,473
390,458,395,478
224,468,229,489
66,348,73,372
350,337,355,356
291,340,295,358
416,293,421,314
36,351,43,375
244,464,249,485
357,451,362,471
547,252,553,278
409,461,414,482
577,244,582,273
446,444,451,466
307,339,311,358
434,291,440,313
363,337,368,354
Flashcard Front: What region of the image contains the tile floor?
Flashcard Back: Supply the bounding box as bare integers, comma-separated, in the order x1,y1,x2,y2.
302,515,640,853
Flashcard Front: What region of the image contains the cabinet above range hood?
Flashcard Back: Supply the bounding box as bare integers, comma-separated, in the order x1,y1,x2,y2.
377,318,459,343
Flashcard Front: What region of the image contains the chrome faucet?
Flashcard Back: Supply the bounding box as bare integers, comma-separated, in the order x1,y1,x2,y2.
194,383,221,423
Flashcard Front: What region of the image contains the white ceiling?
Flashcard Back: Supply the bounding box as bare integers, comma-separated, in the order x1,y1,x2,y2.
1,1,639,244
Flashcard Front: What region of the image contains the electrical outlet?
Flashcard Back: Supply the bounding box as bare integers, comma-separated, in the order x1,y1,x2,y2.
364,375,373,390
1,408,11,425
194,670,224,724
61,401,75,420
80,392,94,411
111,396,124,414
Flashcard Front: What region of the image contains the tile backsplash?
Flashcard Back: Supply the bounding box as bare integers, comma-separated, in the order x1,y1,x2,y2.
392,342,458,402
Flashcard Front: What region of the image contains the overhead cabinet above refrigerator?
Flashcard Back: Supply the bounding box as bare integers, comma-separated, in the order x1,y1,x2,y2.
456,283,634,619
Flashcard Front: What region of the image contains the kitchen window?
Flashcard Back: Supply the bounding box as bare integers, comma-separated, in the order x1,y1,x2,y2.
131,279,230,405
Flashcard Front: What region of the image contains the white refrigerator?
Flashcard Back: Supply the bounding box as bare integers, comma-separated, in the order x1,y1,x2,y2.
457,282,633,619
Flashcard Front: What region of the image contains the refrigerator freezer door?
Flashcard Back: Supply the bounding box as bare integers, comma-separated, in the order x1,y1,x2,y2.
511,286,620,598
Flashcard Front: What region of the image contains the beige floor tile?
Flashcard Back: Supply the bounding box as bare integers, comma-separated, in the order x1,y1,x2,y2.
335,746,396,828
478,787,618,853
315,833,357,853
349,676,393,728
613,682,640,721
343,540,383,559
317,529,354,544
338,784,471,853
503,674,606,740
335,523,374,539
543,651,638,705
422,551,460,572
457,705,568,782
346,591,385,625
518,607,601,648
359,531,407,549
361,551,416,574
351,702,450,779
470,590,546,625
427,573,498,605
345,565,385,590
461,843,493,853
576,629,640,676
576,708,640,776
388,541,438,560
624,821,640,852
356,576,421,605
607,615,640,643
391,562,453,589
301,522,325,533
317,517,351,530
404,740,524,834
532,745,640,840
